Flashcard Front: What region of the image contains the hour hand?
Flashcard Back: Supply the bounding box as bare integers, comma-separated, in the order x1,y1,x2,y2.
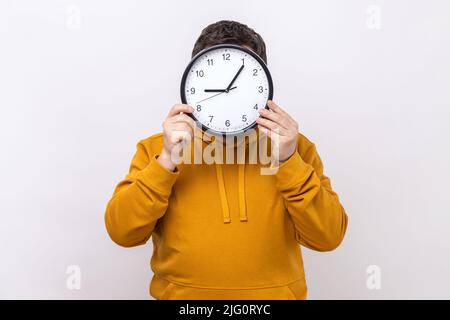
204,89,227,93
196,86,237,104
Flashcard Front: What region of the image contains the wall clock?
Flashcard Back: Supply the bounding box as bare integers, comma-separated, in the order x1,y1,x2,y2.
180,44,274,136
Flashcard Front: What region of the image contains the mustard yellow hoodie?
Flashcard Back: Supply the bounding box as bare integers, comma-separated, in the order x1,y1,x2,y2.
104,131,348,300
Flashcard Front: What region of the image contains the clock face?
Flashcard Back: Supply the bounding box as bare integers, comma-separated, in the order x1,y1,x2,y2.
180,44,273,136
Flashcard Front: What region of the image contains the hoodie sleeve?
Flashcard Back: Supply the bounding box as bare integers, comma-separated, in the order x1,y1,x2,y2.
275,136,348,252
104,140,179,247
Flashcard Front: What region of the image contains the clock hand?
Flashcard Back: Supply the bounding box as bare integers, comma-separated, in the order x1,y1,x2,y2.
203,63,244,94
196,86,237,104
225,63,244,92
204,89,227,93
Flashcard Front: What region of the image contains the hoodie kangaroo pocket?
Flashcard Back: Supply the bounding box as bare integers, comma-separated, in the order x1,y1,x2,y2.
153,277,307,300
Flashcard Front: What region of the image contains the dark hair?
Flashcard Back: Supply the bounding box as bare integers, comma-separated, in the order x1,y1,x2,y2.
192,20,267,63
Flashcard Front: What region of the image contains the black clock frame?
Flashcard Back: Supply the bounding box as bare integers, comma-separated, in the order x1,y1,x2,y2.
180,44,274,137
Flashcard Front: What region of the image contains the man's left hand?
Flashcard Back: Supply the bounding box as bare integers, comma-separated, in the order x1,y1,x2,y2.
256,100,299,163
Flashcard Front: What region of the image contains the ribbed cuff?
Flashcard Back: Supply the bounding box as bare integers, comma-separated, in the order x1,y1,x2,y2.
275,151,314,190
136,155,179,196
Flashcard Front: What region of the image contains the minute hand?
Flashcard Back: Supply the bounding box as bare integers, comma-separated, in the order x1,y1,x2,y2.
196,86,237,104
225,64,244,92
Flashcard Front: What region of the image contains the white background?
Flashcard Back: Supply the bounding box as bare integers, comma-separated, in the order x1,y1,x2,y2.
1,0,449,299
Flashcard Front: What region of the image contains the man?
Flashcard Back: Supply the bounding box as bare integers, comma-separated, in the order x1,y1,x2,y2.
105,20,348,300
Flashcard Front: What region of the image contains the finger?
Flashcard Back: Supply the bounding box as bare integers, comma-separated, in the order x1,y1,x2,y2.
170,114,196,129
267,100,297,127
267,100,286,114
258,125,272,137
170,128,193,145
172,121,194,137
172,121,193,131
169,114,198,135
267,100,295,122
256,117,288,135
258,108,289,129
167,104,194,117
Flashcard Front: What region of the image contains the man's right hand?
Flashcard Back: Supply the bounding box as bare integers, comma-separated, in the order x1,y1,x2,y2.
157,104,196,171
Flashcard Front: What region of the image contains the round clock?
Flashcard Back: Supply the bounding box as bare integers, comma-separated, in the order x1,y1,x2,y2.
180,44,273,136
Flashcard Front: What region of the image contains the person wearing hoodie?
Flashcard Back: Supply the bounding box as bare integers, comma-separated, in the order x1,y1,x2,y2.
104,20,348,300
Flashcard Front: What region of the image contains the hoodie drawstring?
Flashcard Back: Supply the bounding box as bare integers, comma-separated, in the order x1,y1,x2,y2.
215,163,247,224
215,164,231,223
238,164,247,222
